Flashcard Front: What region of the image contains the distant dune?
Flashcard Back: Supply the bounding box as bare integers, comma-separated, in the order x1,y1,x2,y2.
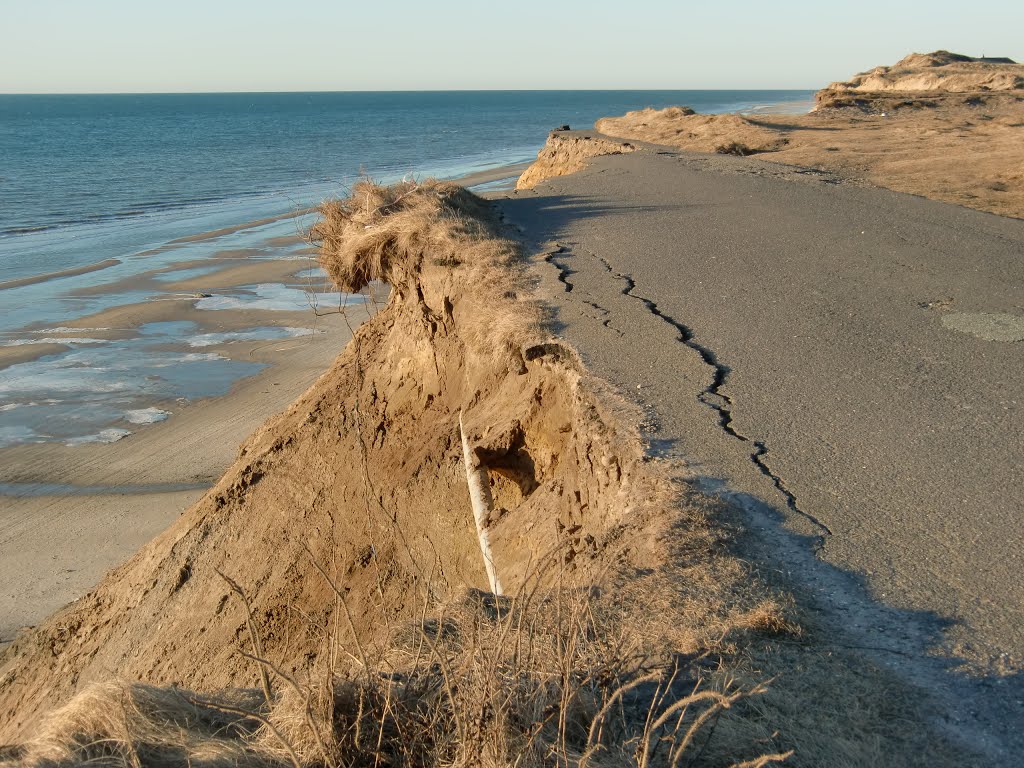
520,51,1024,219
826,50,1023,94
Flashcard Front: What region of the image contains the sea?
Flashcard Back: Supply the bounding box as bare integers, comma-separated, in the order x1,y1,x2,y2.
0,90,814,448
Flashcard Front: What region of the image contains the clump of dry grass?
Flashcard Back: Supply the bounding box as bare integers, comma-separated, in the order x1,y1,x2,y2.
715,142,755,157
10,579,789,768
10,682,273,767
311,178,540,371
311,179,495,295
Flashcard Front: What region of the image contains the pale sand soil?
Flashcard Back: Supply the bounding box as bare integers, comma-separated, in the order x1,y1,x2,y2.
830,51,1024,93
0,163,524,652
594,92,1024,219
0,252,379,647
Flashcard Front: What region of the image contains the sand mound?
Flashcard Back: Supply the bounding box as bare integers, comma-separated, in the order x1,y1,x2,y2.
0,181,794,764
596,108,788,155
896,51,1016,68
520,53,1024,220
515,132,636,190
515,112,789,191
827,50,1024,94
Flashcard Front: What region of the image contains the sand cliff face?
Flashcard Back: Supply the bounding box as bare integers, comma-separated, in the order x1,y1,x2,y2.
0,183,787,762
515,132,637,190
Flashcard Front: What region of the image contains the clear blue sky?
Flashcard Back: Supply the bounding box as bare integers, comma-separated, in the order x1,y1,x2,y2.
3,0,1022,93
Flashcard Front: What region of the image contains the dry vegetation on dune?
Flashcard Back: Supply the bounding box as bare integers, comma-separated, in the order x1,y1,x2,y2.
516,134,637,190
596,108,787,157
8,587,790,768
0,181,979,766
826,50,1023,94
520,52,1024,219
0,180,796,766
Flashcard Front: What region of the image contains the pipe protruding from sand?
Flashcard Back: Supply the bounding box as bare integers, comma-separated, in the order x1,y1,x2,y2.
459,412,503,596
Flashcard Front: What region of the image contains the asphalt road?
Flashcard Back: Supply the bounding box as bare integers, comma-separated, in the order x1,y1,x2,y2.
497,140,1024,755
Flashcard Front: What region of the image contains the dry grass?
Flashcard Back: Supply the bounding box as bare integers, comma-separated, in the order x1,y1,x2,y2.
594,111,787,156
0,181,980,766
8,575,790,768
311,178,539,371
311,179,496,295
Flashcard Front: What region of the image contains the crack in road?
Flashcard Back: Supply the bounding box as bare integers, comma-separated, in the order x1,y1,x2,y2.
543,245,576,293
585,251,834,539
545,245,624,336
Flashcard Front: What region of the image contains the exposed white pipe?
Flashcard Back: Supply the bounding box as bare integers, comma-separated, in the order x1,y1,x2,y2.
459,412,503,596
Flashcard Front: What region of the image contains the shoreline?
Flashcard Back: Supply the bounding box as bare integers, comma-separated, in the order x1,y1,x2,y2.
0,258,122,292
0,159,526,646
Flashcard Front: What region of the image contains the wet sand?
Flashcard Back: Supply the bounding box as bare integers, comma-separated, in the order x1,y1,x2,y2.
0,259,122,292
0,275,380,644
0,162,526,646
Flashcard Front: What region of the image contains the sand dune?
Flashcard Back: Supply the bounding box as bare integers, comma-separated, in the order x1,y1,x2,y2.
522,51,1024,220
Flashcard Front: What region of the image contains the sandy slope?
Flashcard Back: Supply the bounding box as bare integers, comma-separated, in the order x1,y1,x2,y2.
0,318,366,644
572,52,1024,220
828,50,1023,93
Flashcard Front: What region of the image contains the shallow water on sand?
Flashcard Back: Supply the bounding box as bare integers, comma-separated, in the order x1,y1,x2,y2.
0,91,812,448
0,215,342,448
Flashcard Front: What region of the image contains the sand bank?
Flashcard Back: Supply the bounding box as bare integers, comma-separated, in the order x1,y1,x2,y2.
0,259,121,292
0,161,527,647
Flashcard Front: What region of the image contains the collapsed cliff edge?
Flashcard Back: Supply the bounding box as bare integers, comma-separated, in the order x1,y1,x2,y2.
0,181,973,765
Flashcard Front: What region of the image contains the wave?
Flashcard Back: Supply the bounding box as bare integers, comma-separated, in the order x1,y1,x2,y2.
0,189,273,238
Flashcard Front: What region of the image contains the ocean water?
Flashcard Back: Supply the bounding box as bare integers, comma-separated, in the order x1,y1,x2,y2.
0,90,813,449
0,90,813,280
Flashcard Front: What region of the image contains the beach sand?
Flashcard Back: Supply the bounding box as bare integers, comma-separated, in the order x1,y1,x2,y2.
0,264,378,645
0,164,526,646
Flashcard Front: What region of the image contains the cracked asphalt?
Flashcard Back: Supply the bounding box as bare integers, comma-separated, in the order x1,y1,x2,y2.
495,143,1024,754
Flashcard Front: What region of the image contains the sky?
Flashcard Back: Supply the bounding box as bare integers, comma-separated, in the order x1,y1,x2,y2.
2,0,1023,93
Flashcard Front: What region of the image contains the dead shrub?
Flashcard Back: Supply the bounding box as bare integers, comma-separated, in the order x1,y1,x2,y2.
715,142,755,157
12,581,788,768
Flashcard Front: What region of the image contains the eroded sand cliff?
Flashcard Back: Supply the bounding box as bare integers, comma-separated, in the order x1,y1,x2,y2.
524,52,1024,219
0,181,807,766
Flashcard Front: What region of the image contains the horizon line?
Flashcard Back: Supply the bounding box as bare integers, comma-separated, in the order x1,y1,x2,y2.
0,86,821,97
